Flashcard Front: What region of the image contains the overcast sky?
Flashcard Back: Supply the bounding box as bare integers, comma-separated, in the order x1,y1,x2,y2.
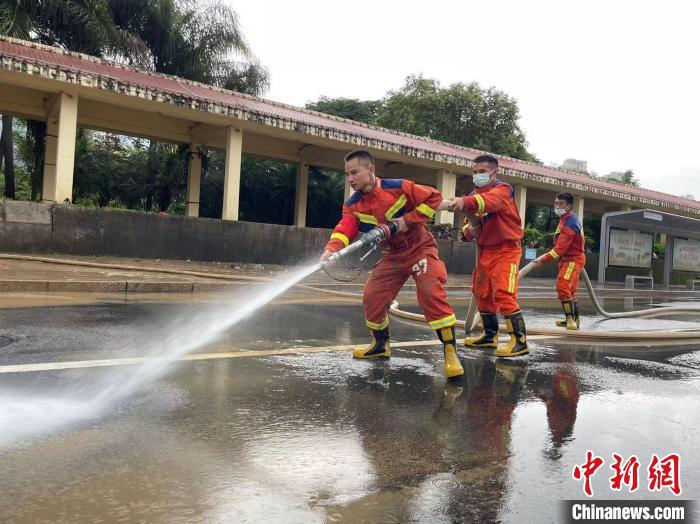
228,0,700,200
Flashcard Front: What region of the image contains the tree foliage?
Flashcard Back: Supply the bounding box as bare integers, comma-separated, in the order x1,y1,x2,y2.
306,97,380,124
0,0,267,204
0,0,145,57
307,75,538,162
0,0,145,198
620,169,639,187
108,0,268,94
198,152,344,228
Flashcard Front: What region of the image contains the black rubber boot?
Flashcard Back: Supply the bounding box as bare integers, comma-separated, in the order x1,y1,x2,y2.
555,300,579,330
464,312,499,348
496,311,529,358
353,327,391,358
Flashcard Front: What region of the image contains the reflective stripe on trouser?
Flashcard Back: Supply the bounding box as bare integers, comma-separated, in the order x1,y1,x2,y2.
365,317,390,330
364,245,455,330
556,259,584,300
471,245,522,316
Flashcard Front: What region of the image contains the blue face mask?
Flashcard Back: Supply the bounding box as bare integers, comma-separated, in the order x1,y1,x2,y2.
473,169,495,188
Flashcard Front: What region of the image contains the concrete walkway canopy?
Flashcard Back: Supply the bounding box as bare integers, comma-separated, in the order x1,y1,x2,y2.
2,35,700,226
598,209,700,287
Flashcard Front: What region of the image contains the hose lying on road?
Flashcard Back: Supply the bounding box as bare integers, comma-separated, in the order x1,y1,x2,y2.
518,261,700,319
388,301,700,341
395,263,700,341
2,253,700,342
0,253,357,299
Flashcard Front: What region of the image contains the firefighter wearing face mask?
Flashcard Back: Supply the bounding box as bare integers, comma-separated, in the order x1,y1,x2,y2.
447,155,528,358
533,192,586,330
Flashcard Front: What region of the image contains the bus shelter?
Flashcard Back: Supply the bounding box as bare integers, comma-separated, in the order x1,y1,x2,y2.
597,209,700,288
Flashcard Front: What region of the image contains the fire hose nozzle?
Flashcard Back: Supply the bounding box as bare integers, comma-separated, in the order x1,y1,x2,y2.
323,222,398,266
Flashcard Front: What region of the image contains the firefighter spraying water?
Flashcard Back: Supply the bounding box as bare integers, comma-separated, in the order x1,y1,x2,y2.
320,150,464,378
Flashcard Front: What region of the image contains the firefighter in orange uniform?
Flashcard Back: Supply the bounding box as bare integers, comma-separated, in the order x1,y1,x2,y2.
320,150,463,378
533,192,586,329
447,155,528,358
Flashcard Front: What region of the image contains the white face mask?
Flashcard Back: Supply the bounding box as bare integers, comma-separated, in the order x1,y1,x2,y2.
554,207,567,217
473,169,495,188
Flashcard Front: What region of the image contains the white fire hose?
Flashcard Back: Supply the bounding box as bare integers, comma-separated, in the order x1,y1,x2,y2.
388,201,700,340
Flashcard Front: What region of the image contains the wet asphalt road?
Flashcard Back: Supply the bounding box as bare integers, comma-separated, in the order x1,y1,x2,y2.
0,293,698,523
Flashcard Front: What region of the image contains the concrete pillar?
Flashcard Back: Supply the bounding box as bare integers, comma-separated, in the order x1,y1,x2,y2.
621,204,633,211
435,169,457,224
514,184,527,227
186,144,202,217
659,233,668,281
663,235,673,289
42,92,78,203
574,195,585,224
222,126,242,221
294,162,309,227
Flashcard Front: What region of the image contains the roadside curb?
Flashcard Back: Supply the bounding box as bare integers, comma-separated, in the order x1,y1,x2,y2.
0,279,697,296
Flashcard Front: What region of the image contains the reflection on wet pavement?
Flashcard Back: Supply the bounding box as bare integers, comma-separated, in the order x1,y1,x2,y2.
0,298,698,522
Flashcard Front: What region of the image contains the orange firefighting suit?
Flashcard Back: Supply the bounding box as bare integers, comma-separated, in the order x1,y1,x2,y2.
539,351,579,446
324,177,456,331
538,210,586,300
466,359,525,457
547,363,580,444
460,179,524,315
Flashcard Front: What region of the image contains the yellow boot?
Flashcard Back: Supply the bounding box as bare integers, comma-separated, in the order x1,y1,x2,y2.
353,327,391,359
464,312,499,349
555,300,579,330
496,361,528,399
438,326,464,378
494,362,528,416
496,311,529,358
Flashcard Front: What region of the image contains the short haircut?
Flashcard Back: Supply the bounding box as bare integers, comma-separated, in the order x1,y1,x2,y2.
556,192,574,205
473,154,499,167
344,149,374,165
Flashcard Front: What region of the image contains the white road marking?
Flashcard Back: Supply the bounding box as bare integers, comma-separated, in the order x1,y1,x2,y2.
0,336,555,374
